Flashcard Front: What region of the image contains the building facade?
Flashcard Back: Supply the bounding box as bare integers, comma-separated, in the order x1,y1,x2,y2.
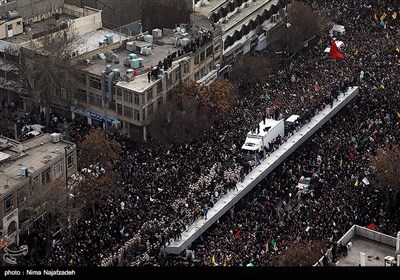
0,133,77,247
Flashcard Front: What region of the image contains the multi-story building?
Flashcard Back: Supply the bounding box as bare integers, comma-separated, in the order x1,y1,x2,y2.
0,1,103,112
0,133,77,247
0,1,222,141
73,22,222,140
193,0,291,65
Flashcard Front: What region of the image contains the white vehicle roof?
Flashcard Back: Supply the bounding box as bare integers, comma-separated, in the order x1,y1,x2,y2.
286,114,300,123
241,138,262,151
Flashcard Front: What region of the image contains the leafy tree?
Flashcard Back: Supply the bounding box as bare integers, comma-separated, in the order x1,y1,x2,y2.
368,144,400,212
149,79,236,144
77,127,122,172
76,127,122,215
273,240,326,266
148,94,214,144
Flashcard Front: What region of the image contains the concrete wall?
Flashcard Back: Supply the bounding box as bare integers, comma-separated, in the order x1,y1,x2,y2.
65,0,141,30
0,17,23,40
0,0,65,20
69,8,102,35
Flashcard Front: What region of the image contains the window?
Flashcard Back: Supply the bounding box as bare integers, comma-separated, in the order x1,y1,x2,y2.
123,106,133,119
76,89,87,102
147,88,153,101
116,88,122,100
195,71,200,81
157,96,163,107
167,90,173,101
59,87,68,99
31,175,39,194
89,92,103,107
67,153,74,169
4,194,13,213
194,55,200,65
17,21,22,26
123,91,133,103
89,77,102,90
200,51,205,62
17,188,26,205
134,109,140,121
7,24,12,31
134,93,140,105
117,104,123,115
214,44,220,52
54,160,63,179
157,81,162,94
147,103,154,116
42,168,51,185
166,73,172,87
206,46,213,57
79,73,87,84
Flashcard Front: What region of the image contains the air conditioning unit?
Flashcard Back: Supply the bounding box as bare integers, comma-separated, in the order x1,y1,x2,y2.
126,41,135,52
20,166,28,177
50,133,60,143
152,28,162,38
141,47,152,56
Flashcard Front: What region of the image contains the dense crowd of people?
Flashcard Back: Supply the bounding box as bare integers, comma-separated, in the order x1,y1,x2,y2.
14,0,400,266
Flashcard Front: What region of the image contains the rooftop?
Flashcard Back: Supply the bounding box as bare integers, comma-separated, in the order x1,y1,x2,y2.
194,0,228,17
336,236,396,266
316,225,399,267
222,0,280,39
71,29,129,56
0,134,74,197
2,13,76,45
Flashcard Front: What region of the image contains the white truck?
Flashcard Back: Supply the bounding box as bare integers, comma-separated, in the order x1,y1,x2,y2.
241,118,285,152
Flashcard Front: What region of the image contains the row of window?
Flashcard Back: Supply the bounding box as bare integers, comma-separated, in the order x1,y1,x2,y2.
2,154,74,214
194,46,215,65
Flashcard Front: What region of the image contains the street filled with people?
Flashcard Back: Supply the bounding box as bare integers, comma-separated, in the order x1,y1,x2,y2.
11,0,400,266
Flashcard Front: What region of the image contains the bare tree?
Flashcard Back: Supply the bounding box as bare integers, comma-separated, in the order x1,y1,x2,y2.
273,240,326,266
368,144,400,212
230,53,279,86
148,93,214,144
268,1,318,54
16,30,82,126
26,178,82,257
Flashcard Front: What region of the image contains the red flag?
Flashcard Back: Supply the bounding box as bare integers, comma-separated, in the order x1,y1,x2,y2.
234,230,241,238
367,223,376,230
329,40,344,59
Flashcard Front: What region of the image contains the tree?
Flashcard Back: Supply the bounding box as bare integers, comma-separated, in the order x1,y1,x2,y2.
273,240,326,266
148,93,214,144
17,29,82,126
181,79,237,117
149,79,236,144
76,127,123,215
229,53,279,86
77,127,122,172
25,178,82,258
368,144,400,212
268,1,318,54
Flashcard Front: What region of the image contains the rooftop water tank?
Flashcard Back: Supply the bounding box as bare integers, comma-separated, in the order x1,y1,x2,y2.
7,10,19,20
143,34,153,44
